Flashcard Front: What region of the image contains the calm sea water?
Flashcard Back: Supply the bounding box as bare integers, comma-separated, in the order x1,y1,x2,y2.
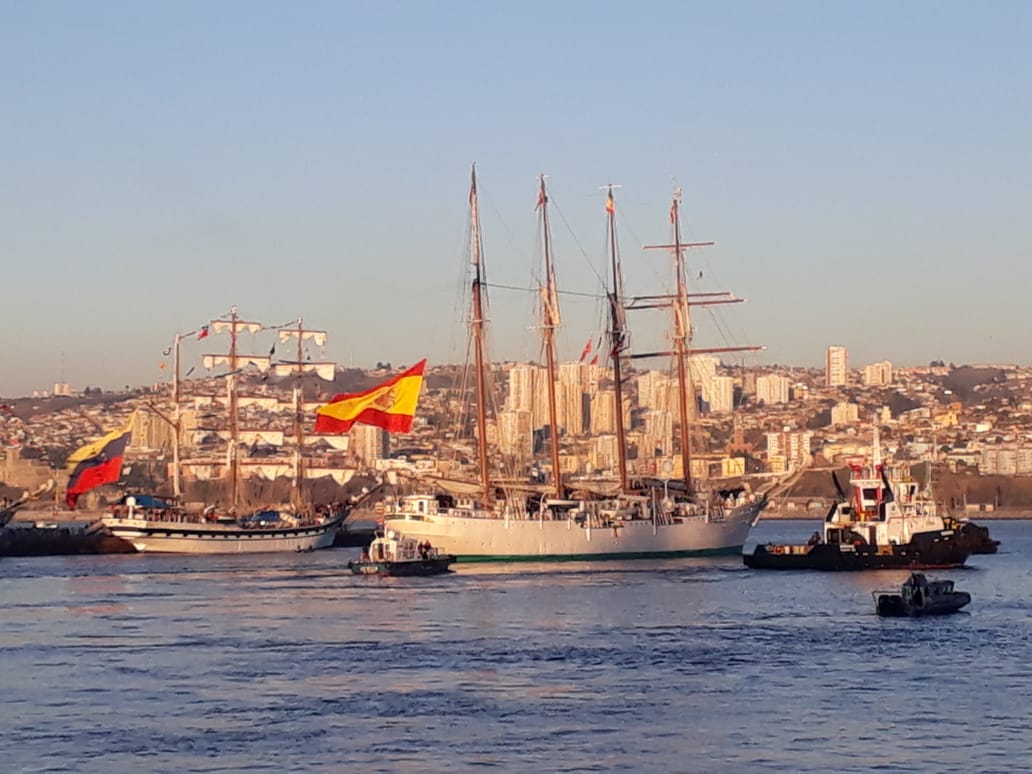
2,519,1031,773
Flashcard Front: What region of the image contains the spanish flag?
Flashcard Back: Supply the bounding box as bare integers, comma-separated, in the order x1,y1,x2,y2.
65,413,136,509
315,359,427,435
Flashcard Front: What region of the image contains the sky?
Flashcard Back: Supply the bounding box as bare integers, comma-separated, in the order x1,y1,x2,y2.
2,1,1030,397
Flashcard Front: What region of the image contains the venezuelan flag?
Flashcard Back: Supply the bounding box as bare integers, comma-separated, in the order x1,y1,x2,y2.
66,414,135,508
315,359,426,435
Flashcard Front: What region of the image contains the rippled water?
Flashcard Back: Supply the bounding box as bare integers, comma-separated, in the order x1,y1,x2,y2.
2,520,1031,773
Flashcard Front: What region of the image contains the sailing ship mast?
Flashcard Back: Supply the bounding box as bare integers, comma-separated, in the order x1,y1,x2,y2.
639,189,763,494
468,164,493,504
604,186,630,493
537,175,564,499
171,332,183,499
273,318,331,512
203,307,270,513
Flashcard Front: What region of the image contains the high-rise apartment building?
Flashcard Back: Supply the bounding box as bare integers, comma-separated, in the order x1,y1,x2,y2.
825,346,849,387
863,361,893,386
350,424,385,466
707,375,735,414
756,374,790,405
497,409,533,457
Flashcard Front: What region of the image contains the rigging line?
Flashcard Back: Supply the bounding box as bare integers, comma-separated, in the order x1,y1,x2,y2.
548,196,607,290
264,318,301,331
486,281,604,300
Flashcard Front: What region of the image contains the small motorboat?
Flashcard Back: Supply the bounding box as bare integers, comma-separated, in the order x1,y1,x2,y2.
874,572,971,617
348,530,456,577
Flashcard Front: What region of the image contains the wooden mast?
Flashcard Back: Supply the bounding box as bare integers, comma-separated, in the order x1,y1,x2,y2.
640,189,763,494
172,332,182,499
205,307,269,514
670,192,696,493
468,164,492,504
537,175,564,499
227,307,241,511
275,317,329,512
604,186,629,493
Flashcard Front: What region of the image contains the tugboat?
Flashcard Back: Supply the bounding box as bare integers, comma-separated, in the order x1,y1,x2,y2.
744,450,970,571
874,573,971,617
348,530,456,577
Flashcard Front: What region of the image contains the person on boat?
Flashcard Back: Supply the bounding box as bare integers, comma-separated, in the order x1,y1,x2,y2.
807,531,822,546
359,547,370,563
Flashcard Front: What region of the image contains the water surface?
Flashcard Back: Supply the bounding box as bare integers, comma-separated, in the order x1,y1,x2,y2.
2,519,1030,772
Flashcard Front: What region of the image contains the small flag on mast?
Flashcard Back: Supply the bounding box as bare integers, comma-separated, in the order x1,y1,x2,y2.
579,338,593,362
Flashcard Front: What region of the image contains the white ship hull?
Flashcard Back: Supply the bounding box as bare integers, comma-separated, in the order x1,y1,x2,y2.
102,517,339,554
384,500,764,561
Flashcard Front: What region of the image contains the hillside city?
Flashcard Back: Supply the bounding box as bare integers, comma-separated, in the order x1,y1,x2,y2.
3,345,1031,512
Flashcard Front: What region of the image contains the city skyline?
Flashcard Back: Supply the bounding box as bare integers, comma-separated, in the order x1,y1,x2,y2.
3,2,1031,397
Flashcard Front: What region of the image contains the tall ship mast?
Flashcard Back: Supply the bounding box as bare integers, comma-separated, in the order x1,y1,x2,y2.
536,175,564,499
638,188,763,494
272,317,333,512
468,164,493,505
203,307,270,513
603,185,630,493
170,330,186,500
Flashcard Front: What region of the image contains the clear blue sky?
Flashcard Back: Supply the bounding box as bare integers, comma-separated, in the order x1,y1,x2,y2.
2,1,1030,396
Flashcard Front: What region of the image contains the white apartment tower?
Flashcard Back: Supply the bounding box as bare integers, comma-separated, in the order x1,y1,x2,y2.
497,409,533,458
825,346,849,387
590,390,616,435
707,375,735,414
350,424,385,466
863,361,893,386
756,374,790,405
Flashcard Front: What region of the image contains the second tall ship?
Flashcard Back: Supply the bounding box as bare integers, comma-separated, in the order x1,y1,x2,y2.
101,310,344,553
384,168,784,561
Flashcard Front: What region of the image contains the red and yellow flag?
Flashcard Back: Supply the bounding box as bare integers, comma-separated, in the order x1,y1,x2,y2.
66,413,137,509
314,359,427,434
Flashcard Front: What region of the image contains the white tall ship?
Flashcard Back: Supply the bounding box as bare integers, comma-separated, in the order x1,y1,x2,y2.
384,170,779,561
103,309,343,554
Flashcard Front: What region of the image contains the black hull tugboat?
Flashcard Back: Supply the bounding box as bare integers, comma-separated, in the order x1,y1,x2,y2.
745,448,970,571
348,530,456,577
875,573,971,617
745,531,969,571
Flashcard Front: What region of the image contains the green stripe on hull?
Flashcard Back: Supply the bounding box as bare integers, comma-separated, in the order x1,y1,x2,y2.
454,545,744,563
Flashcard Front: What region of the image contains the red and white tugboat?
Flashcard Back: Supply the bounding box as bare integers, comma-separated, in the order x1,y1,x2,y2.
745,443,969,571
